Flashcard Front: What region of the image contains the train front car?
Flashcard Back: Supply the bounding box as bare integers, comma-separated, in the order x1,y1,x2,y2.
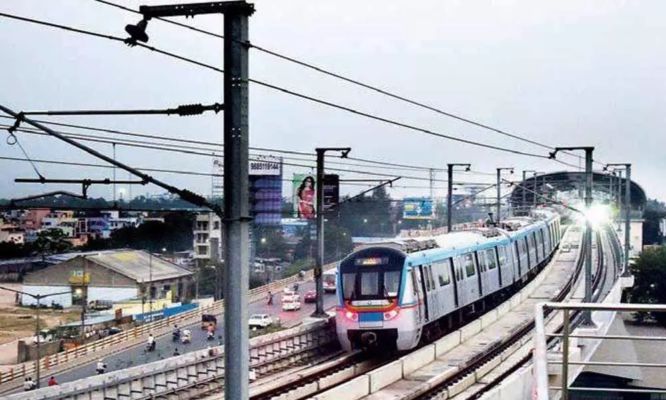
336,247,419,352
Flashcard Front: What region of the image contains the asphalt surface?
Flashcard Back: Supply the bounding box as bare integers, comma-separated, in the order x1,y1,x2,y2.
43,277,338,386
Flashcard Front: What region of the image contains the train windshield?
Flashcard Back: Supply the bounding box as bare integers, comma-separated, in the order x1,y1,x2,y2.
340,248,405,301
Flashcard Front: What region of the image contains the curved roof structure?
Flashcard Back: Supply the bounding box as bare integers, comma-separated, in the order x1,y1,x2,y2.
509,171,647,210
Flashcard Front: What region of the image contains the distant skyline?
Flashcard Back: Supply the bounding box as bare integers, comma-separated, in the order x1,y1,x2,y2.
0,0,663,203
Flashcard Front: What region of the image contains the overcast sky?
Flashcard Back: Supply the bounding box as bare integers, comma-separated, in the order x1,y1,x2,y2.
0,0,664,203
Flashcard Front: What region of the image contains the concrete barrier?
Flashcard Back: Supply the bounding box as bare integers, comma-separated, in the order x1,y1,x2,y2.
435,330,461,358
402,345,435,376
313,374,369,400
480,310,498,329
460,319,482,342
368,360,403,393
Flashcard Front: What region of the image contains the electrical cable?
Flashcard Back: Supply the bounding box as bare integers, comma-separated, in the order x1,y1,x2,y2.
91,0,598,168
3,124,494,185
0,11,581,166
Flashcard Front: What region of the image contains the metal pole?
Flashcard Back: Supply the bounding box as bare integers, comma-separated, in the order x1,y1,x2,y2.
313,149,326,317
609,172,614,206
616,170,622,212
223,7,251,399
533,172,538,208
623,165,632,276
561,308,571,400
583,148,594,325
522,170,527,213
447,164,453,232
149,252,153,320
35,296,41,388
496,168,501,225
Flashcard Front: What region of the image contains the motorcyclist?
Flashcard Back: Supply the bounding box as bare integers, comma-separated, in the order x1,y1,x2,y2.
172,325,181,341
181,329,192,344
173,348,180,357
147,333,156,352
96,359,107,374
207,330,215,341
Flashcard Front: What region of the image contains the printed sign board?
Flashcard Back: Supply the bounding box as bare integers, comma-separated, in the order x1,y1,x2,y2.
403,197,434,220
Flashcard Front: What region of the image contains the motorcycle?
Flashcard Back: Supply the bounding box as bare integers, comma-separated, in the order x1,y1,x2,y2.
181,330,192,345
207,331,215,341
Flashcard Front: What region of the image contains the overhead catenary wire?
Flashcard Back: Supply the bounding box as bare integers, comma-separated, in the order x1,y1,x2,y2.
0,116,449,173
0,11,582,168
90,0,597,168
3,124,494,185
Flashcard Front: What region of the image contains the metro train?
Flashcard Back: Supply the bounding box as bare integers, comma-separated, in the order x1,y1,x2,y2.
335,210,562,351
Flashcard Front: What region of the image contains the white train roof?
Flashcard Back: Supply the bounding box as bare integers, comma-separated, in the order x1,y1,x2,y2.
353,209,559,254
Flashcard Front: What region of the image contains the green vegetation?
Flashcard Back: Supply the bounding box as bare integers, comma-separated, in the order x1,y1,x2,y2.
629,245,666,325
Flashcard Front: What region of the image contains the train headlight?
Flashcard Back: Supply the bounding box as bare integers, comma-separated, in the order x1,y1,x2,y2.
383,309,399,321
344,310,358,322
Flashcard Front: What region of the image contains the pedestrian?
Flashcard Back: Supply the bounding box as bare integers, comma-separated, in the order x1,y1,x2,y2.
47,376,58,386
267,291,273,306
23,377,33,391
173,348,180,357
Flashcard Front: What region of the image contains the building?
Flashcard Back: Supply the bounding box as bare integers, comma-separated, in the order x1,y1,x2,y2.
192,212,222,263
0,223,24,244
21,249,194,308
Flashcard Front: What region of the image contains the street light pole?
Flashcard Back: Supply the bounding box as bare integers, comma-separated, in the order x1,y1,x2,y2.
496,167,514,225
0,286,70,388
312,147,351,318
447,163,471,232
606,163,632,276
522,170,537,214
551,147,595,325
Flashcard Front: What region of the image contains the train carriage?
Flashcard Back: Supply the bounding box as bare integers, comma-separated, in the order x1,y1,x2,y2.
336,210,561,351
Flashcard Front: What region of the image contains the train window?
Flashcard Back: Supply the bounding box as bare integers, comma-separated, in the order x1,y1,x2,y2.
384,270,400,297
486,249,498,269
437,261,451,286
360,272,379,296
342,273,356,300
463,253,476,277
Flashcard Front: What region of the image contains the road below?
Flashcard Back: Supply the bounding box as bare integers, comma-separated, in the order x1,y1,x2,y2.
42,277,338,386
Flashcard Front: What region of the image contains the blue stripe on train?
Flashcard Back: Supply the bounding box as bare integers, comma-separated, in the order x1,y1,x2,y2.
359,312,383,322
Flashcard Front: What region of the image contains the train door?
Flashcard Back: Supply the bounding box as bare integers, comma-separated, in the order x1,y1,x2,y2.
475,251,487,297
409,268,423,325
417,265,430,322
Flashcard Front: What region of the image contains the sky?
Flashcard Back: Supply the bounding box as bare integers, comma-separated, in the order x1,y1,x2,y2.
0,0,664,203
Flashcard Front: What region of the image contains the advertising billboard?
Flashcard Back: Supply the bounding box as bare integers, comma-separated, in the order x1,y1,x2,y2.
292,174,339,220
249,156,282,225
403,197,434,220
293,173,316,219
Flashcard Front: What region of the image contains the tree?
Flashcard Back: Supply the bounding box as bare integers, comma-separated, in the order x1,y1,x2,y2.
643,199,666,245
629,245,666,325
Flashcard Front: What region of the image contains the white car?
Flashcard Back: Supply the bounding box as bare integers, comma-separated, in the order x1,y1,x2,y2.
249,314,273,329
281,294,301,311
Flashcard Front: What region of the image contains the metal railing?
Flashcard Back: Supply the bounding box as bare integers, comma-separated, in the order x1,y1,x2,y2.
0,264,330,391
534,302,666,400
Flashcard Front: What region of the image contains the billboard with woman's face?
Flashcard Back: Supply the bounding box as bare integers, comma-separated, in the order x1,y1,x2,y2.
293,174,316,219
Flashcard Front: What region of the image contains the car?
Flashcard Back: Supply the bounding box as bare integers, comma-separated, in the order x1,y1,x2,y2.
201,314,217,330
304,290,317,303
248,314,273,329
282,294,301,311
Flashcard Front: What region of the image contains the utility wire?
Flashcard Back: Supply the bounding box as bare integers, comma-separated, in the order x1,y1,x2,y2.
91,0,595,167
3,123,496,183
0,11,581,166
0,116,446,173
